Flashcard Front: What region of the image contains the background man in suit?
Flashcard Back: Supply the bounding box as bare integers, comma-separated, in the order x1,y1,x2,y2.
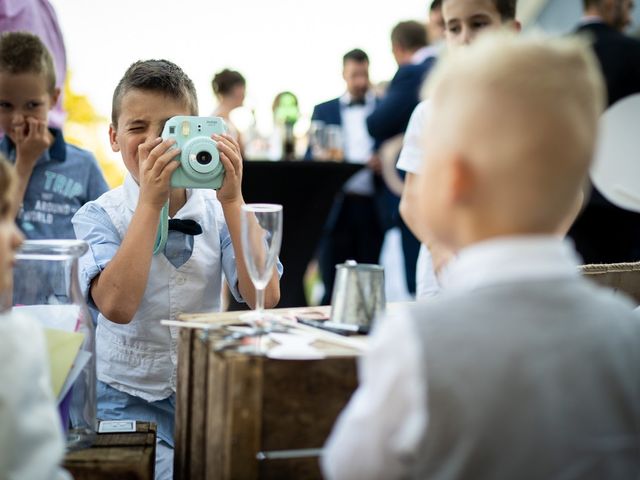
308,49,384,305
367,21,435,142
568,0,640,264
367,20,436,295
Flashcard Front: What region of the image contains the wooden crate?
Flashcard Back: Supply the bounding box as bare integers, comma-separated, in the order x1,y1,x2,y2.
63,422,156,480
174,308,361,480
581,261,640,303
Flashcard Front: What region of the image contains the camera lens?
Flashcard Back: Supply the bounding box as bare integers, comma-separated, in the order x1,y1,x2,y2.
196,151,212,165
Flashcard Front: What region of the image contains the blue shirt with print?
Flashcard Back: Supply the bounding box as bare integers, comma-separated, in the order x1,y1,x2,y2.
0,128,109,239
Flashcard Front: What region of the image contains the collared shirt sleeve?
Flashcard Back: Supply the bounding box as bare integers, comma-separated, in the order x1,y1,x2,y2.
216,204,283,304
396,100,431,174
218,216,243,303
71,202,121,304
322,306,428,480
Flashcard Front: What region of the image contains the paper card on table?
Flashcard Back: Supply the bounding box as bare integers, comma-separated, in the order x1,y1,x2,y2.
14,304,80,332
266,332,326,360
57,350,91,403
98,420,137,433
43,328,84,398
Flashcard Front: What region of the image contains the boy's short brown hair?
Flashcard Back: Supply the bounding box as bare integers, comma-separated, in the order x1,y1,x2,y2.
492,0,517,20
211,69,245,96
0,154,16,219
391,21,428,51
442,0,518,20
111,59,198,126
0,31,56,93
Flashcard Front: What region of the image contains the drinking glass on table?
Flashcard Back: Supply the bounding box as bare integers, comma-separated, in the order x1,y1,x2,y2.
325,125,344,161
309,120,327,160
240,203,283,324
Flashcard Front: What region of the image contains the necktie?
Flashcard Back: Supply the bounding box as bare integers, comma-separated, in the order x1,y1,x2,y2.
347,98,366,107
168,219,202,236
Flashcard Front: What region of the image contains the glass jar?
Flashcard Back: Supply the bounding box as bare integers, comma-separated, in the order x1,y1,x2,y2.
12,240,96,450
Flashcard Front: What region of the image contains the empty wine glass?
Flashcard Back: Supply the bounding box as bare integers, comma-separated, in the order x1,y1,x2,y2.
240,204,283,324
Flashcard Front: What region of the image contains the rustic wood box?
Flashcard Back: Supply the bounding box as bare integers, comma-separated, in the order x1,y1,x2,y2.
173,308,361,480
63,421,156,480
581,261,640,303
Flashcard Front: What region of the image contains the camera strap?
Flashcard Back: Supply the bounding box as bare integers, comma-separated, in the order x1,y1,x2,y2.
153,201,170,255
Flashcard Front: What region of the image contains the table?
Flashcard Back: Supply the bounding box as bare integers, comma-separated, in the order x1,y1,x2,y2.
63,422,156,480
173,306,366,480
239,161,363,308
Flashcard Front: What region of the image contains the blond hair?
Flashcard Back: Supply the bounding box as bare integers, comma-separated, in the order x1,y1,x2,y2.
422,32,605,232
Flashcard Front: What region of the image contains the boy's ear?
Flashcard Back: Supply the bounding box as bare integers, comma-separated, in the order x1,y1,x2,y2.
109,124,120,152
49,87,61,108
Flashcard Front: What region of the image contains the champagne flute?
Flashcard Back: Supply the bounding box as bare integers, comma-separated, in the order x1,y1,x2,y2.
240,203,283,324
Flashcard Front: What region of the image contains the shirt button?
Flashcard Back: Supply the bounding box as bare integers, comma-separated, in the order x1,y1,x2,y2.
176,276,186,285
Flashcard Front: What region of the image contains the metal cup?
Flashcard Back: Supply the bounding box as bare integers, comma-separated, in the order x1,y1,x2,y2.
330,260,385,327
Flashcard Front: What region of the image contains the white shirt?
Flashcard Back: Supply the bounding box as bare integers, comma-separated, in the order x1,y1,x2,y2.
322,236,582,480
410,45,441,65
396,100,440,298
396,100,431,174
339,91,377,195
0,310,70,480
73,174,242,402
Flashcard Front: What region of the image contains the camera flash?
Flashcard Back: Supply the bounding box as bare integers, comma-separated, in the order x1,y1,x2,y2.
181,121,190,136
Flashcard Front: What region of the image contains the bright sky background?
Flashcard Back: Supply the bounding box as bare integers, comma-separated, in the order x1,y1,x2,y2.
50,0,429,135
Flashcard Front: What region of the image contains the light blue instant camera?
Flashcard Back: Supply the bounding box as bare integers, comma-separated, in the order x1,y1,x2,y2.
154,116,227,255
161,116,227,189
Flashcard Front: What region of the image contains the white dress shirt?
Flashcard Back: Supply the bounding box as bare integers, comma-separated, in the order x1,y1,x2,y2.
396,100,431,175
73,174,243,402
340,91,377,195
410,44,441,65
322,236,583,480
395,100,441,298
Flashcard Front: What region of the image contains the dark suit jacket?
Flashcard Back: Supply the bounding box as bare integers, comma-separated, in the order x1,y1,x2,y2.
576,22,640,106
366,56,436,143
310,97,342,126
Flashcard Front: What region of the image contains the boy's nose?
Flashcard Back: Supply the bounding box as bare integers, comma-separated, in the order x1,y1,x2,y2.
11,112,25,126
462,29,473,45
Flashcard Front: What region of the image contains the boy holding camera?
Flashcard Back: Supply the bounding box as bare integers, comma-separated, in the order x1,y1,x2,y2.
72,59,281,479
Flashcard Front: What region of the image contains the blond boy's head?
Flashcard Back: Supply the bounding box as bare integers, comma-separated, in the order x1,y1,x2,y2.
417,33,605,250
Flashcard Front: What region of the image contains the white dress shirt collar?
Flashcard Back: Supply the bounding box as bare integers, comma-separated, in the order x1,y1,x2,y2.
122,173,199,217
339,89,376,107
410,45,440,65
440,235,581,292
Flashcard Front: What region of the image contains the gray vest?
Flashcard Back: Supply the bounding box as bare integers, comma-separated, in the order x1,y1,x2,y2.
410,278,640,480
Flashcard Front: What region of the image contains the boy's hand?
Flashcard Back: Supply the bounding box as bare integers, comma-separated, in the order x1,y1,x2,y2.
137,137,181,211
13,118,52,175
215,134,243,205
